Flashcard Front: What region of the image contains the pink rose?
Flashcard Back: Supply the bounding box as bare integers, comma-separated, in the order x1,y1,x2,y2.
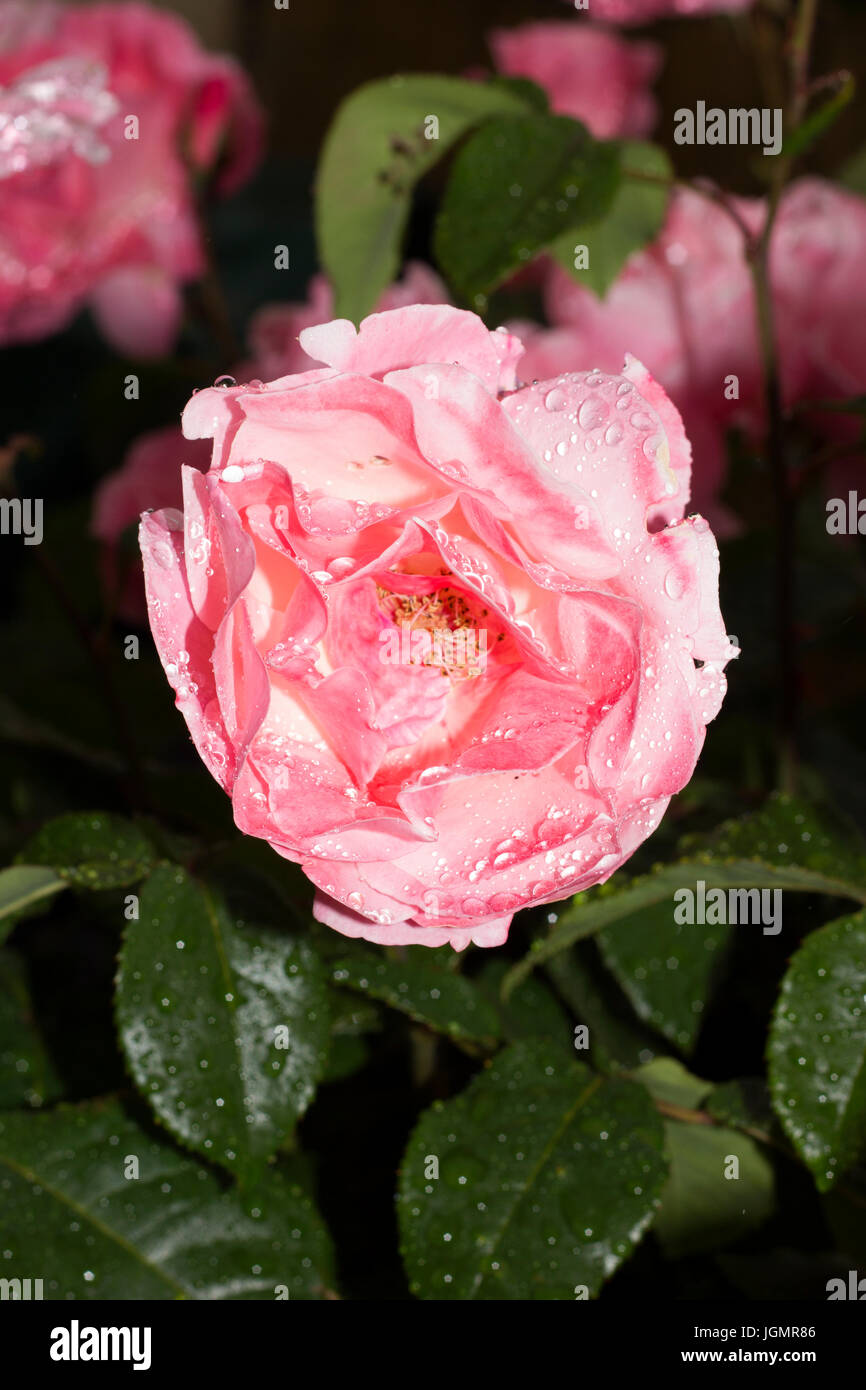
489,21,661,139
0,1,263,353
140,304,734,950
561,0,752,24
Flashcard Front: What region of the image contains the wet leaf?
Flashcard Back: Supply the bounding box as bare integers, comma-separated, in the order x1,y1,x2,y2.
0,865,65,943
0,949,63,1108
475,957,572,1052
398,1040,666,1299
597,897,730,1053
116,867,331,1181
768,906,866,1190
549,141,671,297
435,113,619,304
0,1099,334,1299
330,948,501,1047
316,74,533,321
638,1059,775,1255
20,812,156,890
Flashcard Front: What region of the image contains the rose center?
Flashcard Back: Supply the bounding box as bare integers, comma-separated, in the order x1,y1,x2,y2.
375,581,491,681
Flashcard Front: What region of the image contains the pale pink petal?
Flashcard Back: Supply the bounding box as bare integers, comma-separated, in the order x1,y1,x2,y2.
300,304,524,394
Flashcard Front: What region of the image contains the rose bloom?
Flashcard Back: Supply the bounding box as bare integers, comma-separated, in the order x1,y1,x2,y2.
489,21,661,139
0,0,263,354
519,179,866,529
140,304,734,949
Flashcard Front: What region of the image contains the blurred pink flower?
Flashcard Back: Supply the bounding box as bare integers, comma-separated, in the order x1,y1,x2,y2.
489,21,661,139
0,54,117,177
562,0,752,24
516,179,866,528
770,179,866,405
0,1,263,354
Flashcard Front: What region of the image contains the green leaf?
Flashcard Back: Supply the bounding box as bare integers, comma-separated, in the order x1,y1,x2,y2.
321,1032,370,1084
398,1040,667,1299
544,947,660,1070
315,74,533,322
656,1119,775,1256
549,141,671,297
768,906,866,1191
597,897,730,1053
116,867,331,1180
19,812,156,890
698,793,866,890
434,114,620,307
485,75,549,113
329,990,381,1039
637,1059,775,1256
504,795,866,997
0,865,65,942
330,948,501,1048
321,989,381,1083
0,949,63,1109
0,1098,334,1299
638,1056,709,1111
705,1077,779,1138
823,1169,866,1266
476,957,571,1049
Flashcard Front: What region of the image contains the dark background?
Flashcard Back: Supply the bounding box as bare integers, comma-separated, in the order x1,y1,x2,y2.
169,0,866,181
